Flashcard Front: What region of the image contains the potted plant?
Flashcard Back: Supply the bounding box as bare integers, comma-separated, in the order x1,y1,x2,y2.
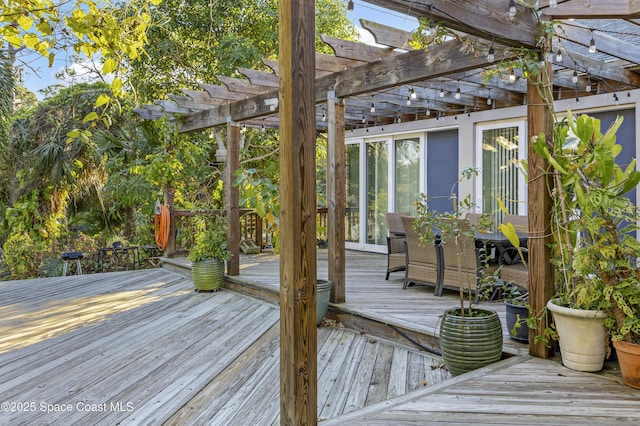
478,271,530,343
533,111,640,379
187,215,233,292
415,167,503,376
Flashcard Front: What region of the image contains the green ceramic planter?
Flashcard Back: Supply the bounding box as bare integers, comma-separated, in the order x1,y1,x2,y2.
191,258,225,292
439,308,503,376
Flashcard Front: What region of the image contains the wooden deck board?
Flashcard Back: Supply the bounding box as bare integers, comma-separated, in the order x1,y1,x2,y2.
2,250,638,425
0,266,448,425
322,356,640,425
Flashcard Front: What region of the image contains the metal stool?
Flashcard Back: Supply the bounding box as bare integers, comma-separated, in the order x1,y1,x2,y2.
62,251,83,276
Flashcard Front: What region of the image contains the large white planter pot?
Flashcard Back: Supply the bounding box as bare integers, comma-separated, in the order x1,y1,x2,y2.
547,299,608,372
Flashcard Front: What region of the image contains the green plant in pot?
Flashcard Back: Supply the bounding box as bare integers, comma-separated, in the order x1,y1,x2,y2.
415,167,503,376
478,270,530,343
533,111,640,379
187,215,232,292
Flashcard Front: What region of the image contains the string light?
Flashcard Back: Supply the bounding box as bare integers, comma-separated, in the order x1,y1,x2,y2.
572,70,579,84
397,116,402,123
361,115,366,123
426,102,431,116
555,48,563,62
627,91,631,100
455,81,461,99
370,102,375,113
410,88,417,100
425,5,435,37
589,31,597,53
406,95,411,106
261,122,266,132
487,89,492,105
347,0,354,12
508,0,517,17
321,108,326,121
509,68,517,83
585,78,592,93
439,87,445,98
487,36,495,63
614,92,619,105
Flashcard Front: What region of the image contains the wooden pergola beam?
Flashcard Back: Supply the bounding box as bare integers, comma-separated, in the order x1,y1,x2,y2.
362,0,539,48
177,39,515,133
542,0,640,18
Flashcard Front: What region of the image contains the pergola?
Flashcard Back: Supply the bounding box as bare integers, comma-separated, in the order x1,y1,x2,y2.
134,1,640,423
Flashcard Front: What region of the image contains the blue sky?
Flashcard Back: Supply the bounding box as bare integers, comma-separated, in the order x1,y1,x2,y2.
19,0,418,98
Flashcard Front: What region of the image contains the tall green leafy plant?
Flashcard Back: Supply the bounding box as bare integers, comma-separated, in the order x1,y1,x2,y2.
533,111,640,343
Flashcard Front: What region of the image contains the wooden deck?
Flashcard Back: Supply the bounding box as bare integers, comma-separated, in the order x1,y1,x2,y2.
231,249,529,355
0,268,449,424
1,251,638,424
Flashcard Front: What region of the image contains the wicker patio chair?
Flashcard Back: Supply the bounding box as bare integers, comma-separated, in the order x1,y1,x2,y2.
400,215,441,293
385,212,408,280
438,219,494,297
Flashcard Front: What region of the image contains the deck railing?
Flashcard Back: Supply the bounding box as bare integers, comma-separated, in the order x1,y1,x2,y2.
167,208,328,257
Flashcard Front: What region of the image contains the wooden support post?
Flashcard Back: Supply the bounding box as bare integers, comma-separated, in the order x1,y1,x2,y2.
226,123,241,276
327,92,346,303
527,56,555,358
278,0,317,425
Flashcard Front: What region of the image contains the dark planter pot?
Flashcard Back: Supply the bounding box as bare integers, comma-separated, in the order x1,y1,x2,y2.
191,258,225,292
316,279,332,325
505,301,529,343
439,308,503,376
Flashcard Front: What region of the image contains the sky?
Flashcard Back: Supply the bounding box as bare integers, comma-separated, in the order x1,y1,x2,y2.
18,0,419,99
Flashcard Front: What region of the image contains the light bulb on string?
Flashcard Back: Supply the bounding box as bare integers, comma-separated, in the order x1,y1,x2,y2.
555,48,563,62
509,69,517,83
589,32,597,53
455,81,461,99
410,88,417,100
370,102,375,113
585,78,592,93
572,70,578,84
321,108,326,121
487,89,492,106
439,87,445,98
406,96,411,106
508,0,517,17
487,36,495,63
347,0,354,12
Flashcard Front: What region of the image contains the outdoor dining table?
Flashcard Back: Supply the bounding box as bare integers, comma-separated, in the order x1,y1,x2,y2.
474,231,527,265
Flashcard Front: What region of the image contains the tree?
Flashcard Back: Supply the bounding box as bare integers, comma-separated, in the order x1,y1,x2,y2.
1,0,163,125
127,0,356,101
125,0,356,239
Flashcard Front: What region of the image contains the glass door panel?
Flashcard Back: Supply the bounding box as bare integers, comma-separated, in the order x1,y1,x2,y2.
345,144,360,243
395,138,420,215
367,141,388,245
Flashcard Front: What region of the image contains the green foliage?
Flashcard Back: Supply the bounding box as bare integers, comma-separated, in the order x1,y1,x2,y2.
0,55,12,146
187,215,232,263
2,0,162,121
3,232,44,280
533,111,640,343
128,0,356,102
